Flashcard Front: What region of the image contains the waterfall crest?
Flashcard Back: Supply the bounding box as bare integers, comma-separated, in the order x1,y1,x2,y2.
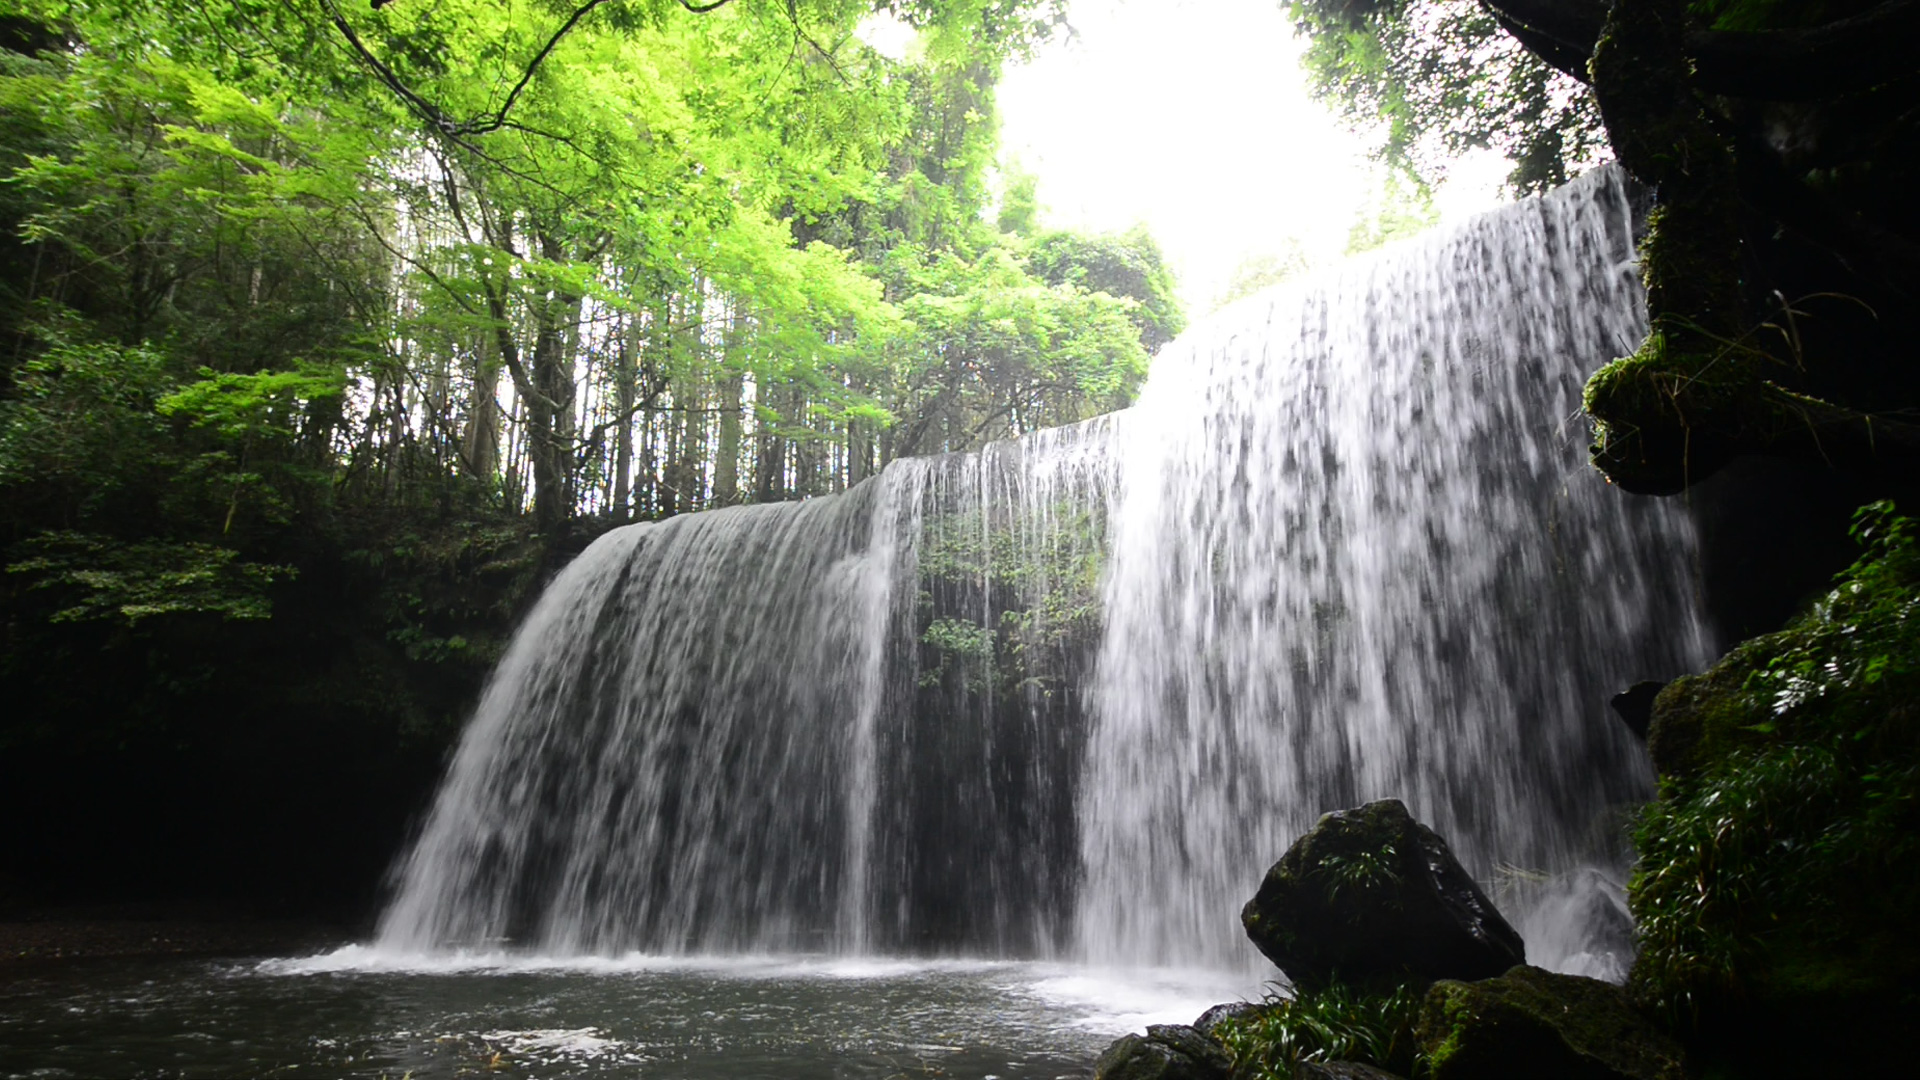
377,167,1709,967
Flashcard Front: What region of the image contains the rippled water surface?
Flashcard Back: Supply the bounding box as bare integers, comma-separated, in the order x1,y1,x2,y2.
0,952,1254,1079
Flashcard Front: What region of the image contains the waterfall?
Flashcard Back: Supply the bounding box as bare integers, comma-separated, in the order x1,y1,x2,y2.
1074,166,1709,972
377,167,1710,969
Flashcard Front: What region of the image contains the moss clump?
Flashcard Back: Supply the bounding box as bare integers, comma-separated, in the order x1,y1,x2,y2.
1582,317,1771,495
1416,967,1686,1080
1211,981,1427,1079
1630,501,1920,1070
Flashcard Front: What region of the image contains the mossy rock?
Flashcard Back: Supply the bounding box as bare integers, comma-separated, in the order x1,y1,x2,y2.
1629,503,1920,1073
1415,966,1687,1080
1642,639,1774,782
1094,1024,1232,1080
1242,799,1525,990
1583,330,1745,496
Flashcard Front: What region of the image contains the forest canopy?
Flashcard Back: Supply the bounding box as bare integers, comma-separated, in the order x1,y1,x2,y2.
0,0,1187,909
0,0,1180,571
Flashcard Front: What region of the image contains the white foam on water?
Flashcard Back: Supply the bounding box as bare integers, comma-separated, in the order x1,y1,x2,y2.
1019,966,1265,1033
262,944,1016,981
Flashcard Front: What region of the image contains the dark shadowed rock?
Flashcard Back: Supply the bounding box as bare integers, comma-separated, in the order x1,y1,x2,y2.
1294,1062,1407,1080
1241,799,1525,989
1610,680,1667,741
1415,965,1687,1080
1192,1000,1261,1037
1093,1024,1232,1080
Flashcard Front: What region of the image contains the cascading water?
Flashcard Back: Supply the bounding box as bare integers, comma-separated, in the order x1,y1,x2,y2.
378,421,1115,956
1075,166,1709,973
377,167,1710,972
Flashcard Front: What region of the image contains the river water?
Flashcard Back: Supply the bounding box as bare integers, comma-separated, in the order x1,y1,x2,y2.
0,953,1252,1079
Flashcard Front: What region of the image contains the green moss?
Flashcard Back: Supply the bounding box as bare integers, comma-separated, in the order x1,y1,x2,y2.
1583,330,1742,493
1629,502,1920,1064
1415,967,1687,1080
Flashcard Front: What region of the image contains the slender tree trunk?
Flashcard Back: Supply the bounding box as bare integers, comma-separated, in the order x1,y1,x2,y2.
713,301,745,506
525,230,583,534
463,333,501,483
755,369,786,503
611,316,637,519
788,383,814,497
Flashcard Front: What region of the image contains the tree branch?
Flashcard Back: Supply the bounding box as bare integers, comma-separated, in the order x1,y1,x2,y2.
317,0,740,139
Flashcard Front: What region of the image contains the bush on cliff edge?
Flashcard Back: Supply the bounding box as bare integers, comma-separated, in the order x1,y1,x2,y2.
1632,500,1920,1072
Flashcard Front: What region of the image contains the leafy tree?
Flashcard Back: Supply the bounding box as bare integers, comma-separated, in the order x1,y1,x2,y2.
1027,225,1185,352
1286,0,1608,194
1216,243,1313,310
1344,167,1438,254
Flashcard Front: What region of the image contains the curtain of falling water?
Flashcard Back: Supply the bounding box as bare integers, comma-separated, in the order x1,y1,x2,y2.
376,473,925,954
1074,166,1712,971
376,422,1113,956
378,167,1708,966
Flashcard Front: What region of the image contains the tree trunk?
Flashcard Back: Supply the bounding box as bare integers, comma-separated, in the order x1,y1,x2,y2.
464,334,501,483
755,369,786,503
611,316,637,520
713,300,745,506
526,230,583,534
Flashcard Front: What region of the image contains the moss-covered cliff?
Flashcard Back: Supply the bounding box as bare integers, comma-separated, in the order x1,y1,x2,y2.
1630,501,1920,1075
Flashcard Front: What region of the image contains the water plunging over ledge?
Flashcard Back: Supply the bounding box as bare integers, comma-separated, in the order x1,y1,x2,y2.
374,166,1711,972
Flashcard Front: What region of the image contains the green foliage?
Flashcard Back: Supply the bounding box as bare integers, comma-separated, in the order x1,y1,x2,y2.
6,530,292,624
1288,0,1608,194
1027,225,1185,352
1630,501,1920,1021
1213,981,1429,1079
1346,168,1440,255
1320,843,1403,901
0,0,1170,913
158,365,346,442
0,331,171,498
914,499,1105,702
922,615,994,658
1216,245,1312,310
889,245,1154,454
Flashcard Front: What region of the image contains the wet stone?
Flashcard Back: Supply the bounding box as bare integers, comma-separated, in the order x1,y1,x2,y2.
1241,799,1526,989
1093,1024,1232,1080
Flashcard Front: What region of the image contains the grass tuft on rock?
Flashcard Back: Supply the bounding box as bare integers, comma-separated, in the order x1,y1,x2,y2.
1211,980,1427,1079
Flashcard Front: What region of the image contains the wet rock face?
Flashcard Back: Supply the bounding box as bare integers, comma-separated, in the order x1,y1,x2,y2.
1192,1001,1262,1038
1610,680,1667,741
1092,1024,1232,1080
1294,1062,1407,1080
1240,799,1525,989
1415,965,1687,1080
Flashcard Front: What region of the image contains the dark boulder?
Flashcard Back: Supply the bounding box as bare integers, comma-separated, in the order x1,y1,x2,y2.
1240,799,1525,988
1414,965,1687,1080
1294,1062,1407,1080
1609,680,1667,741
1093,1024,1232,1080
1192,1000,1261,1037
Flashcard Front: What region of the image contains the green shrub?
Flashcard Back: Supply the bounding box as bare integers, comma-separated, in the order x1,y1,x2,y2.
1212,980,1428,1078
1630,501,1920,1036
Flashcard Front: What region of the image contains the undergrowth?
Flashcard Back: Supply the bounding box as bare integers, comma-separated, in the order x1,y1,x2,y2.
1211,980,1428,1078
1631,501,1920,1028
